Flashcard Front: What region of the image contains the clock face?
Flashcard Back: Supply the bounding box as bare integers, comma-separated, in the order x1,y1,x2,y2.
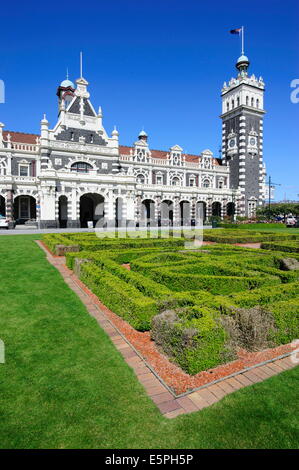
229,139,235,148
250,137,256,146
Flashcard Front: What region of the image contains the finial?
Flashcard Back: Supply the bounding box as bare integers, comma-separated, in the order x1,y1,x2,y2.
66,68,69,80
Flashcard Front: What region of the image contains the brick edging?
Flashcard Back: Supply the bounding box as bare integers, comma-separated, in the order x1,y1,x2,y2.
36,240,298,419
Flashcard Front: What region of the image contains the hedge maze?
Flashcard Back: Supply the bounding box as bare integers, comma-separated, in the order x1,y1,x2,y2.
43,232,299,375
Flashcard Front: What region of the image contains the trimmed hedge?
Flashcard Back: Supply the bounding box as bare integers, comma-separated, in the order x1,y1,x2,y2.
59,232,299,375
267,299,299,344
203,229,299,244
261,241,299,253
80,262,157,330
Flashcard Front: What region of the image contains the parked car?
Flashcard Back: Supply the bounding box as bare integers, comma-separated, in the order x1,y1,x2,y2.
0,215,9,229
286,216,297,227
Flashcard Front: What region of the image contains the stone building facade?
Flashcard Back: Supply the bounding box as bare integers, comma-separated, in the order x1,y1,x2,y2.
0,54,266,228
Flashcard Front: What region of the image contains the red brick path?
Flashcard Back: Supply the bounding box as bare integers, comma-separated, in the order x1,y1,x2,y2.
36,241,298,419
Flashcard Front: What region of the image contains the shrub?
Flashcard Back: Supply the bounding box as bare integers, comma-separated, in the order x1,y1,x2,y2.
261,241,299,253
151,308,233,374
80,262,157,330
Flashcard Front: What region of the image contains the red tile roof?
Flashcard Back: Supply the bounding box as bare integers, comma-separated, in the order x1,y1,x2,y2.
2,133,221,165
3,131,39,144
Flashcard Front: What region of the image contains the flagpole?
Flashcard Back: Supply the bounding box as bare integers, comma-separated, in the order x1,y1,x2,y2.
80,51,83,78
241,26,244,55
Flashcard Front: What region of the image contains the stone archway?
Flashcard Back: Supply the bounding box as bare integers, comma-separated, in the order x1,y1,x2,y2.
115,197,124,227
80,193,105,228
227,202,235,218
196,201,207,222
180,200,191,226
13,195,36,223
141,199,155,226
161,200,174,226
58,195,68,228
0,195,5,216
212,201,222,217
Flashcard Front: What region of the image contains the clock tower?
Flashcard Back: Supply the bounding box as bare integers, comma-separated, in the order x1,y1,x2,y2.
221,54,266,217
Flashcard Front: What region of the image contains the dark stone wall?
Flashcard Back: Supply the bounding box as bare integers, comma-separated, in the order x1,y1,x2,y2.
49,152,114,174
55,127,107,146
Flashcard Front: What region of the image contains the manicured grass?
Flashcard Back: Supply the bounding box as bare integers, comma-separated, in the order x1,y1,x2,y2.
0,235,298,449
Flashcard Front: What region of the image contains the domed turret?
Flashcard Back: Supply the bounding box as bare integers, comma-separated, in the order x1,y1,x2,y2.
138,129,148,142
236,54,250,74
60,79,75,89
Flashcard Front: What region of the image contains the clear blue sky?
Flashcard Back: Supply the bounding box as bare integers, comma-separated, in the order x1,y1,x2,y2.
0,0,298,201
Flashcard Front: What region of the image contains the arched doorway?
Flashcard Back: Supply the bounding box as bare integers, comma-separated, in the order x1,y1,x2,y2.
180,200,190,225
115,197,123,227
161,200,173,226
80,193,105,228
58,195,68,228
13,195,36,224
196,201,206,223
141,199,155,226
227,202,235,218
212,201,221,217
0,195,5,216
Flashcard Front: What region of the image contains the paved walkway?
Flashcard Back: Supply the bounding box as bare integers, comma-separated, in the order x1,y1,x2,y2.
37,240,297,419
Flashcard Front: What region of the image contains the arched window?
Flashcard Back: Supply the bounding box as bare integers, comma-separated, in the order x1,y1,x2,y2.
246,96,249,106
136,174,145,184
256,98,259,109
203,179,210,188
227,101,229,111
71,162,93,173
218,180,224,189
237,96,240,107
251,97,254,107
232,99,235,108
172,177,180,186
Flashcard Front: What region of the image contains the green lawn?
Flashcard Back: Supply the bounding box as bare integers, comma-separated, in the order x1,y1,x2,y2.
0,234,298,449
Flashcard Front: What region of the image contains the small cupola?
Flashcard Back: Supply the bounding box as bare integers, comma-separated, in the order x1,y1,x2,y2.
138,129,148,142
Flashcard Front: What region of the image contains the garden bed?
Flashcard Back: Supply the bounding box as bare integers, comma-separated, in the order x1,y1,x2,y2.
43,233,299,383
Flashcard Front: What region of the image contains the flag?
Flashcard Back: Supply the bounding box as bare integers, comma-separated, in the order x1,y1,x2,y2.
230,28,242,35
